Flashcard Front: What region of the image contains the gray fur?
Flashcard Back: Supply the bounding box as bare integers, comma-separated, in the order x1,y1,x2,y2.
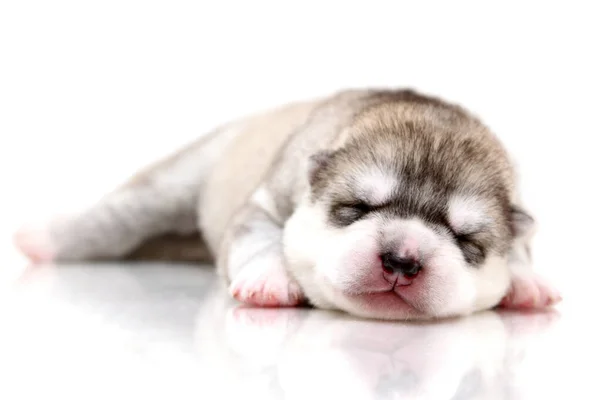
35,88,537,316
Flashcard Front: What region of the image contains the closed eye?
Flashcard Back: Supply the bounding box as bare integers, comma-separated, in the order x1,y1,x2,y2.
331,201,378,226
451,230,478,246
345,201,373,214
454,231,474,241
451,231,486,265
448,223,484,240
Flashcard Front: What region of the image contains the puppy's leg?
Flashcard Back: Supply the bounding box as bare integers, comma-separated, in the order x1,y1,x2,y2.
14,128,233,263
219,203,304,307
500,237,562,310
14,178,199,263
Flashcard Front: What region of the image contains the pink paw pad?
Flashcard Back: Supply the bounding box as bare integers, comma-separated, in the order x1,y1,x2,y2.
229,265,304,307
12,224,56,263
500,274,562,310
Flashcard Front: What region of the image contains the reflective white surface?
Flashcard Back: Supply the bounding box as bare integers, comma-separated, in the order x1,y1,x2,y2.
1,264,596,400
1,2,599,399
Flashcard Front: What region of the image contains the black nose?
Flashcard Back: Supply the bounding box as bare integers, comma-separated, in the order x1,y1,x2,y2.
381,252,421,277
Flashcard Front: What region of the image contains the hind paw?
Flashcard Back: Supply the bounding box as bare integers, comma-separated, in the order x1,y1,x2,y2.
13,223,56,263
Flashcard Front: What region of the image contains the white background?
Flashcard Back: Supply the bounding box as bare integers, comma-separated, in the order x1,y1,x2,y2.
0,0,598,303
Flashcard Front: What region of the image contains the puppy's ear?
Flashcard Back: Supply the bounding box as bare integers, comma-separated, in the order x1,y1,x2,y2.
509,205,535,238
308,150,335,186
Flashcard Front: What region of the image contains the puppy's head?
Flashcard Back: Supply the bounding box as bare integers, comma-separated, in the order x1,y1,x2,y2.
283,106,534,320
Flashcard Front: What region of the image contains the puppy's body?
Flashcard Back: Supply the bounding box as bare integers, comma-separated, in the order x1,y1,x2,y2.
15,88,561,320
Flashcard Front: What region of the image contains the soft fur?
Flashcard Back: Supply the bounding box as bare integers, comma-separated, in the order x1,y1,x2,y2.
14,88,561,320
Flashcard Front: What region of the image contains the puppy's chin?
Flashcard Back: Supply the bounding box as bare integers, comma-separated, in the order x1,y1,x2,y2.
283,203,511,321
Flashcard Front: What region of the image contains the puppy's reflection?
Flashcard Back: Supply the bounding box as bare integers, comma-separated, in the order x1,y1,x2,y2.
193,289,559,400
275,311,507,400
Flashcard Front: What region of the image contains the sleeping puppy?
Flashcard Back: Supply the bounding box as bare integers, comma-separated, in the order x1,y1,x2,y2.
13,88,561,320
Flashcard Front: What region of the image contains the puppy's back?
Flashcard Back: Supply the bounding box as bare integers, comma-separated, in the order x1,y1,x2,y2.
198,98,323,253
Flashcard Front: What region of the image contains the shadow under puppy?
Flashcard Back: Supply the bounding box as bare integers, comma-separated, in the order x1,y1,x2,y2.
14,88,561,320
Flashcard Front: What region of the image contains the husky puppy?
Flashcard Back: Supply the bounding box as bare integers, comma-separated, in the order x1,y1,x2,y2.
14,88,561,320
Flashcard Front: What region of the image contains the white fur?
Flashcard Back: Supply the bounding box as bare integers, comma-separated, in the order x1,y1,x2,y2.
318,218,383,294
250,186,279,221
469,254,512,310
382,219,439,259
283,197,512,320
227,220,302,306
354,167,397,205
448,195,492,234
228,248,301,306
227,220,281,280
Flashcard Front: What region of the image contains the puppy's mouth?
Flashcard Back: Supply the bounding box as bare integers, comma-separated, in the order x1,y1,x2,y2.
349,290,427,319
320,260,430,317
362,266,421,294
382,271,417,288
347,284,426,314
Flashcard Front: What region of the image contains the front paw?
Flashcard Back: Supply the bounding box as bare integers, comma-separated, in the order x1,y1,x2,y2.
500,273,562,309
228,257,304,307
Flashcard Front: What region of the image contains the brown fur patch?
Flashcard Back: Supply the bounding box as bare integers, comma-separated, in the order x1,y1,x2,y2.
306,89,517,259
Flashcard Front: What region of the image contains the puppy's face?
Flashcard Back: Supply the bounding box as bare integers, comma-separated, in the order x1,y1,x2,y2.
283,119,533,320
